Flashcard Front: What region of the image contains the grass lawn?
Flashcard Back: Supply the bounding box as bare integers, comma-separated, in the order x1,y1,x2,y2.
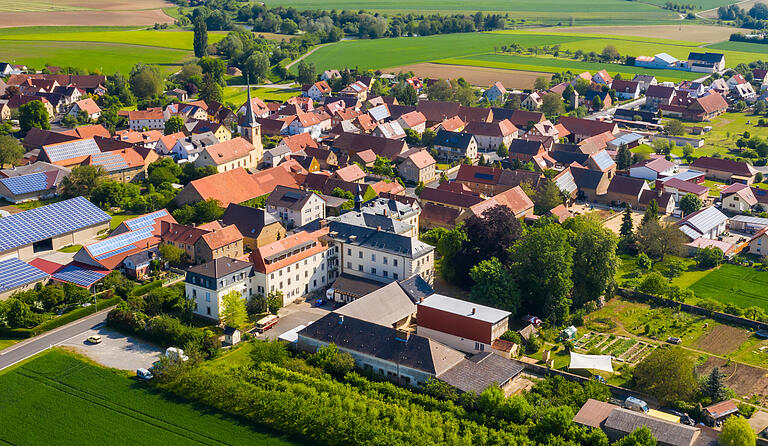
57,244,82,253
689,263,768,311
0,349,301,445
614,254,711,291
631,143,656,156
222,86,300,104
672,112,768,159
109,213,139,231
0,40,191,74
0,339,21,351
702,180,728,197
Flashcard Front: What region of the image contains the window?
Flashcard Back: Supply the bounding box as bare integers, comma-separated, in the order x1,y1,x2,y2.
347,248,351,255
371,254,376,262
347,262,351,269
383,257,388,265
358,251,362,259
205,292,210,302
393,259,398,266
207,306,211,315
383,271,388,278
393,273,398,280
358,265,364,271
371,267,376,274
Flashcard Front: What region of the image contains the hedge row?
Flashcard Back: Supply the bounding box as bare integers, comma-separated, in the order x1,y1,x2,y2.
130,280,163,297
34,296,122,334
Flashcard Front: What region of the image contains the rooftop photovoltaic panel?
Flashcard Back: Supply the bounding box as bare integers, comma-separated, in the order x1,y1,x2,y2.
591,151,616,171
90,152,129,172
123,210,169,231
0,258,49,293
0,197,111,253
43,138,100,162
87,227,153,257
94,244,136,260
474,173,495,180
0,172,49,195
52,264,106,288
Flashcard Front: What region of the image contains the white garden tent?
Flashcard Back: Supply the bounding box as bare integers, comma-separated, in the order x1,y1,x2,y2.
568,352,614,373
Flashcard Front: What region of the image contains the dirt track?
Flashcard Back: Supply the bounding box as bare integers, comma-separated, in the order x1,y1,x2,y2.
386,63,552,89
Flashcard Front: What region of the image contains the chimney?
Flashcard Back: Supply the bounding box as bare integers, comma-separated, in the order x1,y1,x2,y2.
376,226,381,231
338,315,344,325
471,308,476,315
419,297,424,303
319,219,328,228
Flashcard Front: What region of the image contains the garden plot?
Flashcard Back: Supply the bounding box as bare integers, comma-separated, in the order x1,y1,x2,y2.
693,324,751,356
697,356,768,401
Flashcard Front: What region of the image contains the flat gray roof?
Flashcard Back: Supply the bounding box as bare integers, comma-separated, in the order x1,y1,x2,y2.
419,294,510,324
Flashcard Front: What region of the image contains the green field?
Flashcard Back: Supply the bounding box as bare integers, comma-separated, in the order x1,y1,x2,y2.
0,29,227,51
690,264,768,311
263,0,677,24
222,86,301,105
436,53,701,82
705,40,768,54
0,40,191,74
641,0,735,8
301,30,762,76
0,350,300,445
671,112,768,158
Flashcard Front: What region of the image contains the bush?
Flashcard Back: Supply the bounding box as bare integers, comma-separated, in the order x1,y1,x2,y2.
35,296,121,333
500,330,522,345
308,344,355,378
130,280,163,297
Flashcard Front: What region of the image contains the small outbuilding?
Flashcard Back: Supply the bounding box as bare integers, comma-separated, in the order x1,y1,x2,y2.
221,326,242,346
702,399,738,426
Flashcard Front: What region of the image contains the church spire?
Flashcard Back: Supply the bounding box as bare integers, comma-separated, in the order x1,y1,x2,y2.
244,75,257,127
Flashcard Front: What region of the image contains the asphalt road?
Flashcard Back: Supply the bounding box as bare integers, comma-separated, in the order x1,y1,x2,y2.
0,307,113,371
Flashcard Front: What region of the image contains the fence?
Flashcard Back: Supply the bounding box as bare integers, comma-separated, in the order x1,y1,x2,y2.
617,288,768,332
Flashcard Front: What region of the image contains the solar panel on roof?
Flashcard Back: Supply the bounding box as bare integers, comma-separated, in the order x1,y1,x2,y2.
90,152,129,172
0,172,49,195
43,138,100,162
52,265,106,288
87,227,153,257
0,197,110,253
0,258,49,292
474,173,494,180
94,244,137,260
124,210,168,231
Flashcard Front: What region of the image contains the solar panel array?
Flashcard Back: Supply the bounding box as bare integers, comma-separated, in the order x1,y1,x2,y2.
591,151,616,171
52,264,106,288
90,152,129,172
87,227,153,257
124,210,169,231
43,138,100,162
94,244,136,260
0,258,49,293
0,197,111,252
474,173,495,180
0,172,49,195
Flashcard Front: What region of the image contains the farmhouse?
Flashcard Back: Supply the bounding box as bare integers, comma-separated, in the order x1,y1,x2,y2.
605,175,650,208
332,132,408,161
660,178,709,203
194,137,259,173
678,206,728,241
39,138,101,168
611,80,640,100
68,98,101,120
128,107,164,131
0,258,50,300
484,81,507,102
0,162,69,203
457,186,534,222
265,186,326,229
748,227,768,256
687,52,725,73
463,119,518,152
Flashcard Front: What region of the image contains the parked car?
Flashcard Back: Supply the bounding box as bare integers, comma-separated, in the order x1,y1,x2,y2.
315,298,326,307
87,335,102,344
136,368,154,381
522,315,543,327
165,347,189,362
624,396,649,414
669,410,695,426
667,337,682,345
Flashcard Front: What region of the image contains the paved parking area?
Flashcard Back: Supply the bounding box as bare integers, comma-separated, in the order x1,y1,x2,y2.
259,299,332,340
60,326,163,371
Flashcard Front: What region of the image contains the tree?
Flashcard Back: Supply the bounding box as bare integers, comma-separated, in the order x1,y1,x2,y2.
601,44,620,61
591,95,603,111
642,199,659,224
695,246,724,269
308,343,354,378
129,63,163,99
533,76,548,91
198,57,226,85
220,291,248,330
496,142,509,158
371,156,394,177
296,60,316,85
702,367,729,403
636,218,685,260
469,257,521,314
720,416,756,446
243,52,270,83
534,180,565,214
266,291,283,314
620,206,634,239
564,217,618,307
193,15,208,58
5,298,33,328
540,92,565,119
665,118,685,136
164,116,185,135
511,224,574,324
158,243,185,267
199,74,223,103
463,204,523,266
59,165,105,199
414,181,425,195
19,100,50,133
633,346,697,404
639,271,668,296
0,135,24,166
426,80,452,102
616,144,632,170
613,427,656,446
421,128,436,147
679,193,702,216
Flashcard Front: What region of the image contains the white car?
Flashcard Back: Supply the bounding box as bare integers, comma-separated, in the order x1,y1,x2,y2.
87,335,102,344
136,368,154,381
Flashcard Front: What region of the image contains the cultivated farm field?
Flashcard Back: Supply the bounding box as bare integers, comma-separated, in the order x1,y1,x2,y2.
689,264,768,312
389,63,553,89
0,350,299,445
0,29,227,50
0,0,173,27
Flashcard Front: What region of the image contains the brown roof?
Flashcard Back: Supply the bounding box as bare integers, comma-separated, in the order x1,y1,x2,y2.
421,202,462,227
406,150,435,169
161,221,209,245
456,164,502,185
333,164,366,182
353,149,377,164
399,110,427,127
463,119,518,137
573,399,617,428
420,187,483,208
201,137,255,165
71,124,110,139
333,132,407,160
73,98,100,115
691,156,757,177
417,99,460,122
128,107,163,121
607,175,647,196
695,93,728,114
22,128,78,149
467,186,533,217
611,79,639,93
200,224,243,250
435,116,465,132
558,116,618,137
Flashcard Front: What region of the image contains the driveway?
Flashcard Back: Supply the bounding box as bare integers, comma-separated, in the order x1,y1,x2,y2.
258,299,332,340
60,326,163,371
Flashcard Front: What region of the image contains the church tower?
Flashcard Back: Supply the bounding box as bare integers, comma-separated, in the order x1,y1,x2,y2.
239,80,263,164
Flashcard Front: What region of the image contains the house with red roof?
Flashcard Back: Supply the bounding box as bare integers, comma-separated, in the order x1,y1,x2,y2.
463,119,518,152
194,137,259,173
629,157,676,181
68,98,101,120
174,166,298,207
456,185,534,222
721,183,757,213
690,156,758,184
